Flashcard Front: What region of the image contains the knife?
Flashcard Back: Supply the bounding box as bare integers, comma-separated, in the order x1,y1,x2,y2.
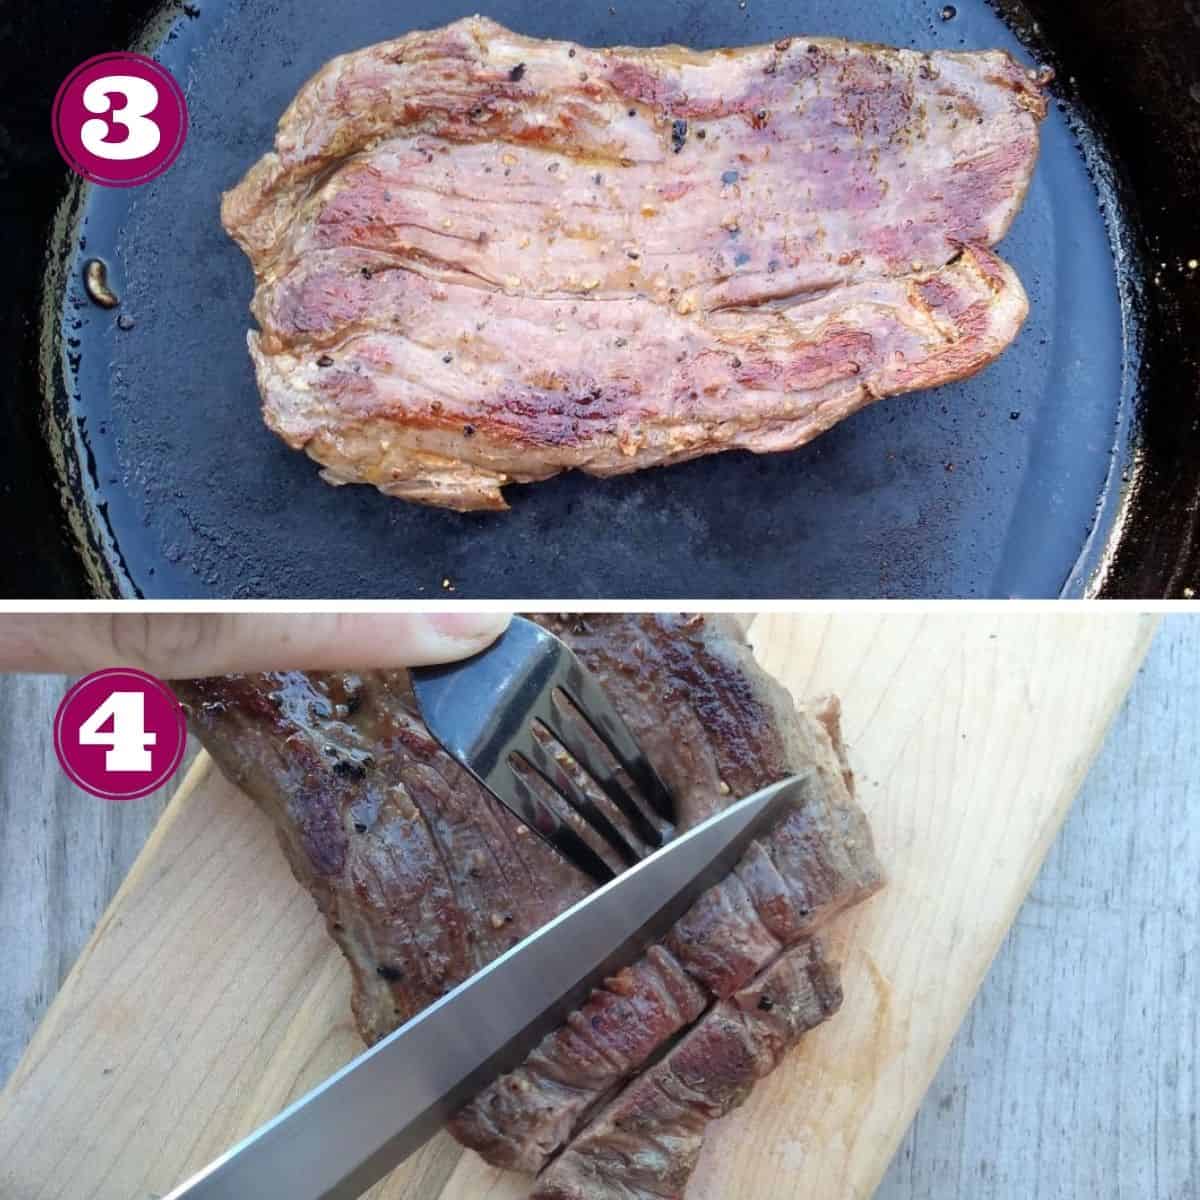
162,772,812,1200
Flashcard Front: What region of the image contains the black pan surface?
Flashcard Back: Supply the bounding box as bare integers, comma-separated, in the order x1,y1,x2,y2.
27,1,1158,597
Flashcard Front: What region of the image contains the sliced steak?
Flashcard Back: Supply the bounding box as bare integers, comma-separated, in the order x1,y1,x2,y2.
223,17,1048,511
449,763,879,1173
173,614,883,1191
534,940,843,1200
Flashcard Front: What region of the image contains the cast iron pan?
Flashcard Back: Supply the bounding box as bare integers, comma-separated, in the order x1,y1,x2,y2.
5,0,1199,598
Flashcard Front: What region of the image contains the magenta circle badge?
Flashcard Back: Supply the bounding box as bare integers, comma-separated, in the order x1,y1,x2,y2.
54,669,187,801
51,52,188,187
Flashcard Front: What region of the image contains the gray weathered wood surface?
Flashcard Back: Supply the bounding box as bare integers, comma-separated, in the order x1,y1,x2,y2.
0,675,194,1085
1,619,1195,1198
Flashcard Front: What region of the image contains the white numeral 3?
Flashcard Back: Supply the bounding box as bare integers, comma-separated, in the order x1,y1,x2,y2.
79,691,157,772
81,75,161,161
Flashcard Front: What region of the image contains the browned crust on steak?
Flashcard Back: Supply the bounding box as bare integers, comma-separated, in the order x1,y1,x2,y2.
222,17,1046,510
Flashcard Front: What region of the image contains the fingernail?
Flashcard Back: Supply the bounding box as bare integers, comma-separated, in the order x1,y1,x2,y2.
427,611,512,643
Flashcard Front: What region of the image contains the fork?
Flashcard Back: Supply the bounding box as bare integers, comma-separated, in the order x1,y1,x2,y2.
411,617,675,883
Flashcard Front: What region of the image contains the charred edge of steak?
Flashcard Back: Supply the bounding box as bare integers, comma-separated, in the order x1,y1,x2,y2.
532,939,843,1200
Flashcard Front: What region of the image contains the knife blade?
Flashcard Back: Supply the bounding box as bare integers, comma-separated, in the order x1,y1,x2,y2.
162,771,813,1200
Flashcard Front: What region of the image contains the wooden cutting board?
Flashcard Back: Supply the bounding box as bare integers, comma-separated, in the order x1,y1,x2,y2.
0,613,1157,1200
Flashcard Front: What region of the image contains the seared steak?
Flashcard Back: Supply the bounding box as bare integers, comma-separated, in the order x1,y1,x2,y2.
449,766,877,1177
534,940,843,1200
174,615,883,1196
223,18,1047,512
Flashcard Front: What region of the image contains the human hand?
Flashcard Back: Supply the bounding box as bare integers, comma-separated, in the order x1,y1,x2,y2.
0,612,511,677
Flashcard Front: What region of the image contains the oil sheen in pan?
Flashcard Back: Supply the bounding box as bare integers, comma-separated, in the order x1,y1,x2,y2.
44,0,1137,599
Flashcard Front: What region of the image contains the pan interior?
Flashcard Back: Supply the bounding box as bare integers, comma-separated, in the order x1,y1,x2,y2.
51,0,1134,598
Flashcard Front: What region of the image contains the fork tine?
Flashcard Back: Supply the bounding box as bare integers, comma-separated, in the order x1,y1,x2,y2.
544,709,667,850
553,663,675,827
512,749,640,870
517,735,642,868
500,763,616,885
511,700,643,868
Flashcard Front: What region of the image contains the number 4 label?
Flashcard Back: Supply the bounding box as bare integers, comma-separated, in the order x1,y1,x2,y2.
78,691,157,772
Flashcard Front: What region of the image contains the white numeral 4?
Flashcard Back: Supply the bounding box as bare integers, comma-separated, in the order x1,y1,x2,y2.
79,691,157,772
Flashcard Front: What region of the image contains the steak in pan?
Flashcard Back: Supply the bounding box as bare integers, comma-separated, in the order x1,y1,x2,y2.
174,614,883,1198
223,17,1047,511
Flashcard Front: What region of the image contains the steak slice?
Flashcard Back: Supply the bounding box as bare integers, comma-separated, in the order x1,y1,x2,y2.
173,615,882,1192
533,940,843,1200
223,17,1047,512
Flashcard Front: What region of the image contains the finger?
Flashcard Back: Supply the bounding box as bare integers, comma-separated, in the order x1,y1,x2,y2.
0,612,512,677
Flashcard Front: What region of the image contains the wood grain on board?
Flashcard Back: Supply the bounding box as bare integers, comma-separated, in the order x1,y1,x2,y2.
0,613,1157,1200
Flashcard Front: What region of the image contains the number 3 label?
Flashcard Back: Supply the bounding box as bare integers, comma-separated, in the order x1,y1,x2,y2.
81,76,162,161
54,669,187,801
52,53,188,188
